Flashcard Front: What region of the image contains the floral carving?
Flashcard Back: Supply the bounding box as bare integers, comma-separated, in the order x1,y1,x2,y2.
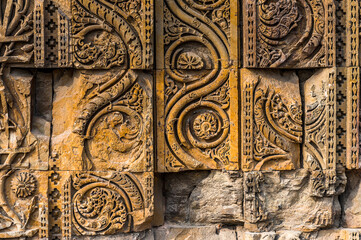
71,70,152,172
71,172,147,235
242,71,303,171
212,0,230,36
11,172,37,198
74,32,126,69
193,112,219,140
0,0,34,64
72,0,150,69
87,110,142,162
252,83,302,170
244,0,334,67
159,0,236,171
73,187,129,233
177,52,204,69
303,70,340,197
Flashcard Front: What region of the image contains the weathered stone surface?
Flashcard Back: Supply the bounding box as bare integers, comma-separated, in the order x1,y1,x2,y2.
52,69,153,172
164,171,210,222
155,225,237,240
0,0,359,239
164,171,243,224
237,229,345,240
241,69,302,171
62,227,361,240
243,170,340,232
341,170,361,228
240,231,277,240
189,171,243,224
75,229,155,240
243,0,336,68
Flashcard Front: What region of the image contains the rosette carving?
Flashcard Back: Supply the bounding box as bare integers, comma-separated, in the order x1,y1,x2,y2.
11,172,37,198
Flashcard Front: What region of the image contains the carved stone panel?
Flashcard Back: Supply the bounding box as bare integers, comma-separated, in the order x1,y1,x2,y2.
0,68,49,171
155,0,239,172
241,68,348,197
155,0,239,69
243,0,336,68
52,69,153,172
43,0,72,68
157,69,238,172
0,170,48,239
71,0,154,70
241,69,302,171
335,0,359,67
303,69,336,171
0,1,158,238
0,0,35,67
0,0,73,68
301,68,346,197
0,0,359,238
336,67,360,169
60,171,155,237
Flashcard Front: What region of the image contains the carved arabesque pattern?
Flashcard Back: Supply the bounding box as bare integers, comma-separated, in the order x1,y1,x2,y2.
244,0,335,68
159,0,236,171
253,79,303,170
303,69,347,197
71,2,127,69
241,70,302,171
0,0,357,238
0,0,34,65
71,70,152,172
71,0,152,69
71,172,146,235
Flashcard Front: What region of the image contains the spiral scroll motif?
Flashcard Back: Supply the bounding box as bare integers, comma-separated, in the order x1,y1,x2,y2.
73,0,143,68
253,84,303,170
73,186,129,234
163,0,231,170
256,0,327,67
71,173,145,235
85,106,143,164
